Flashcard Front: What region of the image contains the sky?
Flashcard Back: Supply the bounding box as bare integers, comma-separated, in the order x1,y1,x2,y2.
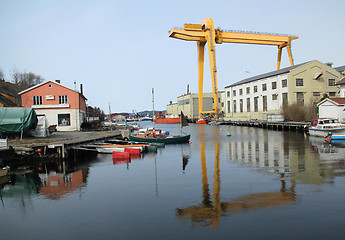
1,0,344,113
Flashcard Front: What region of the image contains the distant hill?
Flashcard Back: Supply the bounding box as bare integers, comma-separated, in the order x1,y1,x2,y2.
115,110,166,117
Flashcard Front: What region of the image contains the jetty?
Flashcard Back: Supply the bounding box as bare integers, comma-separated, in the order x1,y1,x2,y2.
2,129,130,159
225,120,309,132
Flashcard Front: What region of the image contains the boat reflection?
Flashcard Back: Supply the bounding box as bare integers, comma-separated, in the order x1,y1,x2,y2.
176,125,296,228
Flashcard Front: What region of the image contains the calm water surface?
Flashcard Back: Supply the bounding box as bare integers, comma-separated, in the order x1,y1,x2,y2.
1,123,345,239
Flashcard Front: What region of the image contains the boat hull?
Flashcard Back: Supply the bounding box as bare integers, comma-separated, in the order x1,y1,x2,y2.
196,119,207,124
129,134,190,144
309,128,345,137
0,167,9,177
155,118,181,124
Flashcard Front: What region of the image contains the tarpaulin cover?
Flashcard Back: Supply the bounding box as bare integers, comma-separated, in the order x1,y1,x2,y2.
0,107,38,133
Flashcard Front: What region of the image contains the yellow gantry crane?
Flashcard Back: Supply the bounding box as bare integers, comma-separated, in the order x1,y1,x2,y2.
169,18,298,119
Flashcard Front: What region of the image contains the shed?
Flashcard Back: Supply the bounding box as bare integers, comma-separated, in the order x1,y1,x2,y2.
317,98,345,122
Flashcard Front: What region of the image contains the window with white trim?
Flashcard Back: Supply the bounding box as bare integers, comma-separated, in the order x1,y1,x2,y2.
59,95,68,104
33,96,42,105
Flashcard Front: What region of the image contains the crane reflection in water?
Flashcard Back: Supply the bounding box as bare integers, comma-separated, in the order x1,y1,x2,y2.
176,125,296,228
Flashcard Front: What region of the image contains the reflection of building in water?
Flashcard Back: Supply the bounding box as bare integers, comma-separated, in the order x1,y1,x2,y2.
176,126,296,228
226,128,345,184
226,127,290,173
39,168,89,200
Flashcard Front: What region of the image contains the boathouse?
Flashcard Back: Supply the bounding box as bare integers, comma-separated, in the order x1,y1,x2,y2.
19,80,87,131
224,60,344,121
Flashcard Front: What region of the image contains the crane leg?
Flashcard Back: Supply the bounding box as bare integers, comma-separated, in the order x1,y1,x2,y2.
198,41,205,118
287,44,294,66
277,47,282,70
204,19,219,119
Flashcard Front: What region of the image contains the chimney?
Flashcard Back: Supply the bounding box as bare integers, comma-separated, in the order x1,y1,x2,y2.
80,84,83,95
55,80,61,83
325,62,333,67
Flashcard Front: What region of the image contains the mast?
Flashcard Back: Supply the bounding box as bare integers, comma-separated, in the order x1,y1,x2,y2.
152,88,155,129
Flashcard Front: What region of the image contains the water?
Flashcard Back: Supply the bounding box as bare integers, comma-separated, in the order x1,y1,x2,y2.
1,123,345,239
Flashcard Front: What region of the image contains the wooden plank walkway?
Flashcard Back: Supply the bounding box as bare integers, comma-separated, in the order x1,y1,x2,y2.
6,130,128,158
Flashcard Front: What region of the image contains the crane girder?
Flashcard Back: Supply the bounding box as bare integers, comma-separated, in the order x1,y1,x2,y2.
169,18,298,119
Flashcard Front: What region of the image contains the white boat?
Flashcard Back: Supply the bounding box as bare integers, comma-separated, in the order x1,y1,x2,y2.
308,118,345,137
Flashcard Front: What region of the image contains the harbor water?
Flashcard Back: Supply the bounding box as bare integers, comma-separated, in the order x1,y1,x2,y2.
1,123,345,239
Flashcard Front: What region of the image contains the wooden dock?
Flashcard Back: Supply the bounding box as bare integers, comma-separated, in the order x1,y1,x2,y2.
224,120,310,132
5,130,130,159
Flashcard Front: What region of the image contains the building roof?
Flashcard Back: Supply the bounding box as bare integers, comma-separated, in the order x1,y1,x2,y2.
334,65,345,73
18,80,87,100
225,61,310,88
336,76,345,85
317,97,345,107
329,98,345,105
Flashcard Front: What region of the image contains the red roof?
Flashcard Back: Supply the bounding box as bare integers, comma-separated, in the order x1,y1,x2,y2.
329,98,345,104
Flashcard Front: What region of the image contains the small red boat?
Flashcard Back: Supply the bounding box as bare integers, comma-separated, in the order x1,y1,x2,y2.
196,118,207,124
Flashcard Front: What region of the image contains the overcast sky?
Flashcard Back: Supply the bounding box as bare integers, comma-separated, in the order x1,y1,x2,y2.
1,0,344,113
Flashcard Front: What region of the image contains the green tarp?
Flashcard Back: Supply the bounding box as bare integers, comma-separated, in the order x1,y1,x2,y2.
0,107,38,133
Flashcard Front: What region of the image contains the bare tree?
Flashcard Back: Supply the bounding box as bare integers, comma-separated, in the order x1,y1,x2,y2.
0,67,4,80
10,67,44,92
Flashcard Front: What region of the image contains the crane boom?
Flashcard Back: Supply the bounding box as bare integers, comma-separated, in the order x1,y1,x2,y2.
169,18,298,119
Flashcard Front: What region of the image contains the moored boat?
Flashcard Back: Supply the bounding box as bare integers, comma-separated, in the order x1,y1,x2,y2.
155,117,181,124
129,134,190,144
308,118,345,137
196,118,207,124
0,167,9,177
129,111,190,144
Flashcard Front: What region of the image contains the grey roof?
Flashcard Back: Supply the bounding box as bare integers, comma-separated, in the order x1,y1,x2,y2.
225,61,310,88
334,65,345,73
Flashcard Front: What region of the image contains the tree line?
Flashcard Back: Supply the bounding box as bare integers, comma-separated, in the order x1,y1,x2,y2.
0,66,44,93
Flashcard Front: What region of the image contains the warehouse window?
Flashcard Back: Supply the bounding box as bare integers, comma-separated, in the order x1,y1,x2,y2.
240,99,243,112
262,84,267,91
282,79,287,88
328,79,335,86
247,98,250,112
297,92,304,105
239,89,243,95
263,96,267,111
254,97,258,112
253,86,257,93
246,87,250,94
272,94,278,100
233,90,236,96
296,78,304,86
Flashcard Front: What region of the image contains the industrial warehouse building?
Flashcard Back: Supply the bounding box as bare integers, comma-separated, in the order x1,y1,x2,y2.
224,60,344,121
166,92,225,121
